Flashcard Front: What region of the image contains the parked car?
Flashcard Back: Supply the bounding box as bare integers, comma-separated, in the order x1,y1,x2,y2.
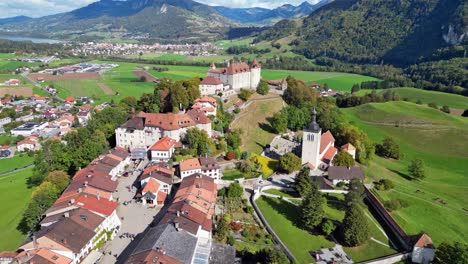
123,172,129,177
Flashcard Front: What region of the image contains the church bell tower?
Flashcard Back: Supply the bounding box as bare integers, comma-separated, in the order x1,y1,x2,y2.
301,108,322,168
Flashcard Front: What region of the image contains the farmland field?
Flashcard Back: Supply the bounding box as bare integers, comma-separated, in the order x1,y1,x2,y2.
0,168,35,250
342,101,468,245
356,88,468,110
44,79,108,102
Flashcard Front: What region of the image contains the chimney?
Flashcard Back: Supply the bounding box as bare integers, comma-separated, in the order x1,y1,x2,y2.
97,193,100,200
176,211,180,217
84,181,88,186
32,235,37,249
64,212,69,218
174,222,179,231
70,198,75,204
78,188,82,193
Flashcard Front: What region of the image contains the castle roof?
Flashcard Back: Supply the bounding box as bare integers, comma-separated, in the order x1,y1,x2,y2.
200,76,223,85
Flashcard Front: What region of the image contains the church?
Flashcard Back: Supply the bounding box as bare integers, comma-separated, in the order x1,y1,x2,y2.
199,59,262,96
301,109,355,171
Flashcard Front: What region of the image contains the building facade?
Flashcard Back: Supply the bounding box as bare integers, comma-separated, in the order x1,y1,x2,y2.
203,60,261,94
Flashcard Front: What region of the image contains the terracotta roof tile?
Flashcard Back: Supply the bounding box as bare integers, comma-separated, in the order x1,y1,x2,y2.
142,178,161,194
179,158,201,171
200,76,223,85
150,137,177,151
320,130,335,154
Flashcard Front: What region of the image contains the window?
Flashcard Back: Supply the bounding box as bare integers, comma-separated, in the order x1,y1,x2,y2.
307,134,314,141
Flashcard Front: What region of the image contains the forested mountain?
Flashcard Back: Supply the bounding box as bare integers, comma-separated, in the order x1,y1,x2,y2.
291,0,467,65
0,16,32,25
214,1,333,24
0,0,235,41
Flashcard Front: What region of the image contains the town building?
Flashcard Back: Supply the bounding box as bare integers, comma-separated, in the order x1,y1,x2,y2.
150,137,178,162
11,122,48,136
0,117,12,127
411,233,435,264
191,96,217,116
202,60,261,96
327,166,365,185
301,109,354,171
17,136,41,152
139,162,174,195
179,156,220,181
116,110,211,149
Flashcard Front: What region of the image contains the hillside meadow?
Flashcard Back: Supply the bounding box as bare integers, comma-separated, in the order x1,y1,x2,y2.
355,88,468,109
341,101,468,245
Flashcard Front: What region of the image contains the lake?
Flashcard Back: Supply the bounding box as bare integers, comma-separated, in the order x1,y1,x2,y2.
0,35,62,44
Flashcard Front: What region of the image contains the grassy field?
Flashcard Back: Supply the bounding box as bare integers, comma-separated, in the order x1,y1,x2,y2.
256,194,396,263
263,189,299,198
342,101,468,245
0,168,35,250
231,94,285,154
221,169,243,180
355,88,468,109
0,155,35,173
45,79,109,102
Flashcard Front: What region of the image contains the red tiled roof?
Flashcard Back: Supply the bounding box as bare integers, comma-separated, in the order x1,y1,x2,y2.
305,162,315,170
142,178,160,194
226,62,250,75
320,130,335,154
157,192,167,203
150,137,177,151
195,95,217,105
65,96,74,102
251,58,261,68
143,163,174,176
0,251,18,258
186,109,210,124
144,111,210,130
414,233,434,249
75,195,118,216
125,249,182,264
322,146,338,164
200,76,223,85
179,158,201,171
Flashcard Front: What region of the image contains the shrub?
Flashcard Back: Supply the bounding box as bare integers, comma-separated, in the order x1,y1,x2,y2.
226,152,236,160
428,102,438,109
230,221,242,232
238,88,254,101
375,179,395,191
384,199,410,211
227,235,235,246
233,108,241,114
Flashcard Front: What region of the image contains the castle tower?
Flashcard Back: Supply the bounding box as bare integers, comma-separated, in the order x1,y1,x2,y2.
250,59,262,89
301,108,321,168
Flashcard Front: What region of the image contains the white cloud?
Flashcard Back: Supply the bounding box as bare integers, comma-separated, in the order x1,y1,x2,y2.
0,0,322,18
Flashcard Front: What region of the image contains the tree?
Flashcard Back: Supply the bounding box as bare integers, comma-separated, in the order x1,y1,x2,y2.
434,242,468,264
375,137,400,159
342,204,370,246
294,167,312,197
256,80,270,95
225,129,242,151
17,181,59,233
137,93,160,113
321,219,336,236
227,182,243,198
258,247,289,264
238,88,254,101
462,109,468,117
408,159,425,179
170,83,189,112
44,171,70,193
278,153,301,173
300,182,324,230
441,105,450,113
269,111,288,133
185,128,210,156
351,84,360,94
119,96,138,112
345,178,365,207
332,151,355,166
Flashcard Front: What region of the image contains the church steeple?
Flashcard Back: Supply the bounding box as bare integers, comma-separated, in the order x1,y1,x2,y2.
306,108,321,132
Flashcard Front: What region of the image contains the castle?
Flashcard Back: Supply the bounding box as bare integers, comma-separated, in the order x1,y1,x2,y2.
199,59,262,96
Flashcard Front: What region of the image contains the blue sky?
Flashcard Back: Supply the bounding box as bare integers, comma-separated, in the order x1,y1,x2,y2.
0,0,321,19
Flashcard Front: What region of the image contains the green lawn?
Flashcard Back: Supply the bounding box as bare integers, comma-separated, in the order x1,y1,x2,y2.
263,189,299,198
0,134,16,145
342,101,468,245
256,196,334,263
222,169,243,180
0,155,35,173
355,88,468,109
257,194,397,263
0,168,35,250
0,53,16,59
231,95,285,154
